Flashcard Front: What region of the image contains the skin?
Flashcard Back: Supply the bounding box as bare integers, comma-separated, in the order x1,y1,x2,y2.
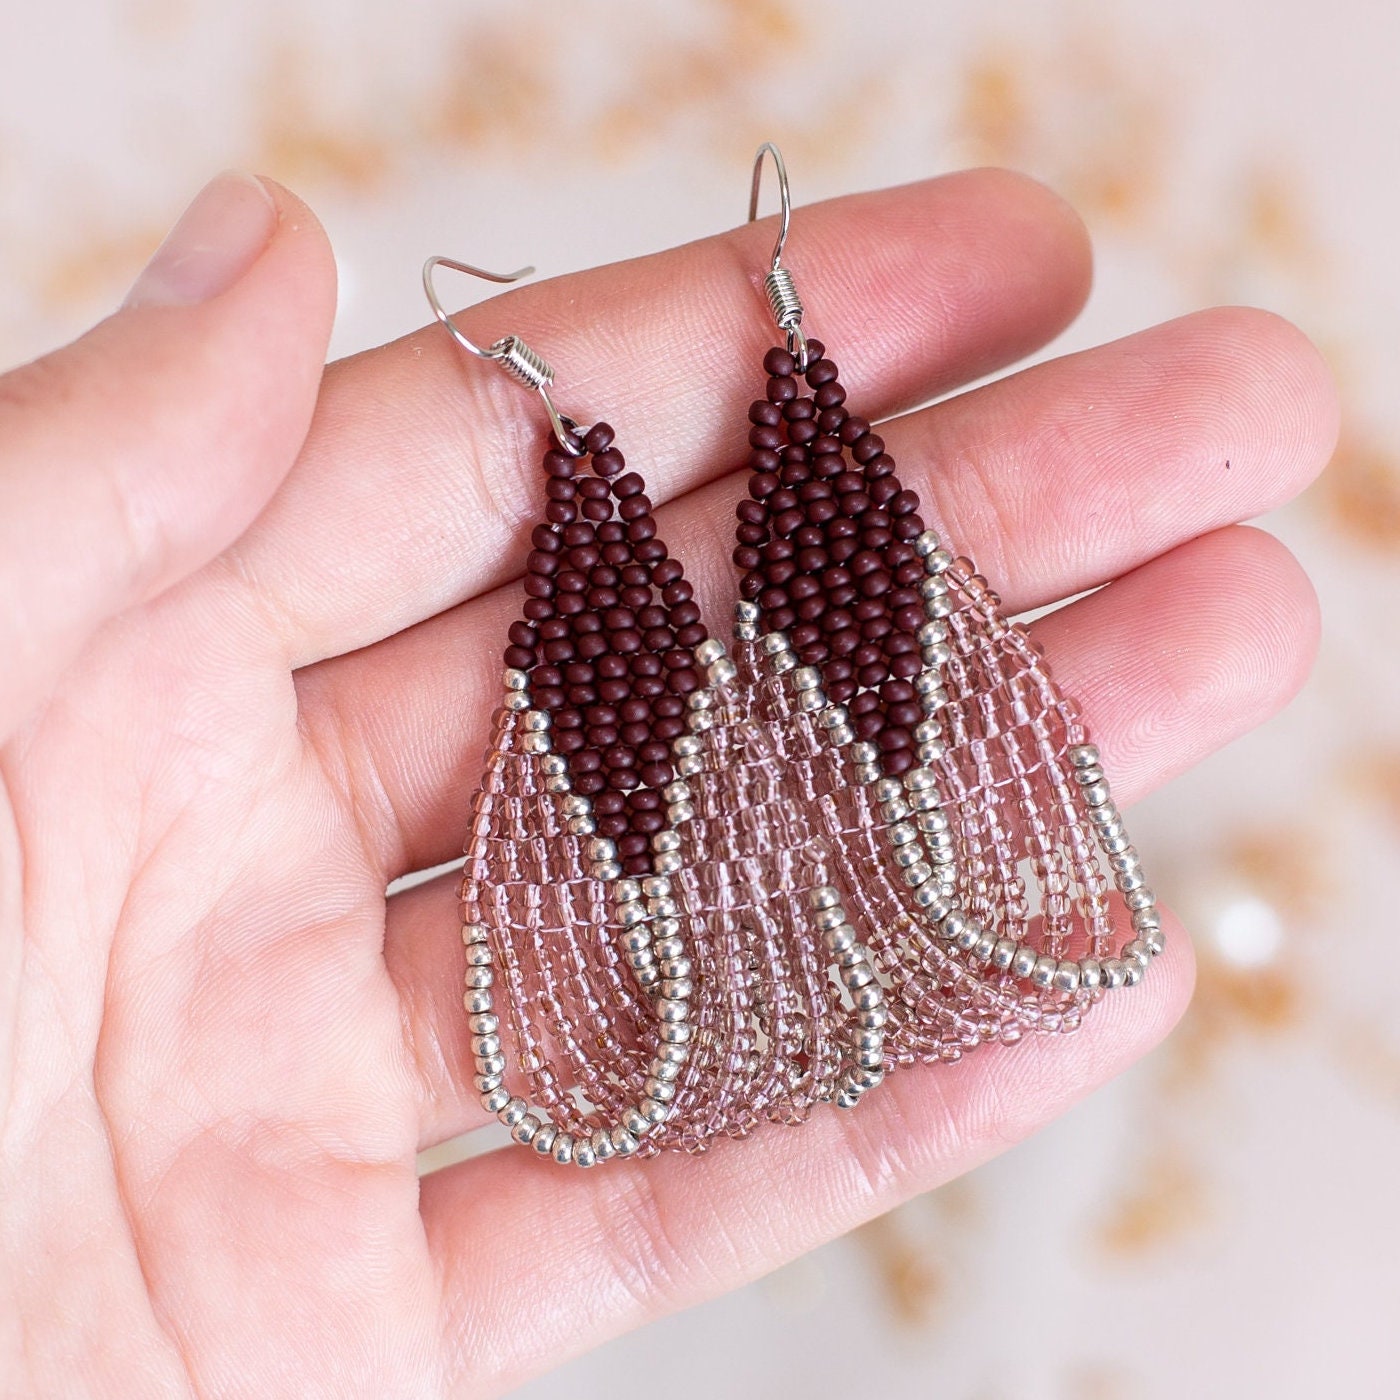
0,169,1336,1397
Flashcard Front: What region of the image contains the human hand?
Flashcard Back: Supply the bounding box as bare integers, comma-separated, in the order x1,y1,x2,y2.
0,168,1336,1397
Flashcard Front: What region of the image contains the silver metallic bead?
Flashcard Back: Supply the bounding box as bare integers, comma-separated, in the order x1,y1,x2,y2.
656,998,688,1023
552,1132,575,1166
652,829,682,853
735,600,761,623
925,548,952,574
992,938,1018,971
759,631,789,655
694,637,725,667
463,989,493,1015
610,1126,640,1156
511,1114,541,1145
1125,887,1156,911
565,812,597,836
461,921,488,944
503,667,528,691
914,528,941,557
571,1138,595,1168
1079,958,1103,991
1053,960,1081,993
1011,945,1038,979
707,657,738,686
498,1096,528,1128
1068,744,1100,768
481,1086,510,1114
902,860,934,888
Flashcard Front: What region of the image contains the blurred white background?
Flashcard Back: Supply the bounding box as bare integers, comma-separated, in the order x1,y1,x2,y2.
3,2,1398,1396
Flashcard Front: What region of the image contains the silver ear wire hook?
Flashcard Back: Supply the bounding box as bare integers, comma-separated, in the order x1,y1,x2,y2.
422,254,585,455
747,141,810,370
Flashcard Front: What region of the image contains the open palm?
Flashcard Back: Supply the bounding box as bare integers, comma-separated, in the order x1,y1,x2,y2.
0,170,1335,1397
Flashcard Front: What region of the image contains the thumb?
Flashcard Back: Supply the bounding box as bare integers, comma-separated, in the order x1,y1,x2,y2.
0,171,336,738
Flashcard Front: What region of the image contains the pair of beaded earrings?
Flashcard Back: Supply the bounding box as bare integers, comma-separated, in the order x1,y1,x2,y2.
431,145,1162,1170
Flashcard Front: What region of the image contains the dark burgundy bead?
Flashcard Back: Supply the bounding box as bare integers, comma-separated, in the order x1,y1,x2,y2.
750,472,780,500
750,449,782,475
652,558,683,585
523,574,555,599
840,416,871,444
750,424,783,451
545,500,576,525
783,395,815,420
625,517,656,543
854,711,885,740
889,652,921,679
546,478,577,503
631,654,663,681
593,789,625,814
736,499,767,526
619,495,651,522
553,729,585,754
662,581,694,606
795,595,825,622
577,477,610,500
596,655,627,683
893,605,924,632
596,814,628,838
764,347,797,377
882,746,916,777
544,448,578,480
575,772,606,795
859,570,891,598
789,419,818,447
796,547,827,573
669,667,700,694
830,627,859,656
592,448,625,477
887,701,922,728
814,382,846,409
780,461,811,485
597,679,629,703
788,574,820,602
885,632,917,657
639,763,672,788
750,398,783,426
767,375,797,404
737,523,767,546
653,716,685,741
893,517,923,541
805,357,838,387
894,561,924,587
508,621,539,647
852,434,885,465
580,499,609,521
632,809,666,836
772,508,802,535
769,607,797,631
850,690,880,715
860,615,892,642
566,684,598,706
735,547,762,573
841,492,872,518
577,632,607,660
583,423,615,454
607,769,639,791
818,407,847,433
503,644,535,669
629,788,662,810
675,623,707,646
889,587,920,609
829,678,857,703
531,525,561,553
864,454,896,479
890,489,920,516
763,538,796,562
878,725,911,752
643,628,673,652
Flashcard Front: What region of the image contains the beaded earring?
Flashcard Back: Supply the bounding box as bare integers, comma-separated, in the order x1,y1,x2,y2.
428,254,883,1168
726,147,1165,1066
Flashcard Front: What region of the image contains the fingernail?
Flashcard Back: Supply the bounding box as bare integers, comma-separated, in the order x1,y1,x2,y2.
125,171,277,308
